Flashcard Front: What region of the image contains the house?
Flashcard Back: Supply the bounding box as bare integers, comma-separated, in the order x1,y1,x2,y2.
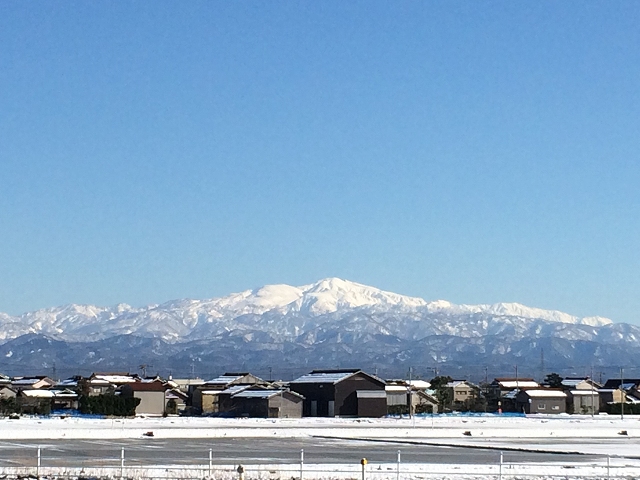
445,380,477,407
164,388,189,414
560,378,601,414
230,388,304,418
489,378,540,412
567,388,600,414
561,377,601,391
120,380,168,415
83,373,141,396
515,389,567,414
11,376,56,391
385,380,438,415
289,369,386,417
191,372,267,415
598,379,640,410
0,386,17,399
17,389,55,414
385,380,438,414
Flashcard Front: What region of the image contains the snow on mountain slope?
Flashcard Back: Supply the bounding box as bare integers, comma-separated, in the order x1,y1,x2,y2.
0,278,614,343
424,301,612,327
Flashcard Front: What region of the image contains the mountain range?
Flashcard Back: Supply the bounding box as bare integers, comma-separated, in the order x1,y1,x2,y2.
0,278,637,381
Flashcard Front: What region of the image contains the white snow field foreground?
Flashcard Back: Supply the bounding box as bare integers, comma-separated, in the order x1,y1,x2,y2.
2,414,640,479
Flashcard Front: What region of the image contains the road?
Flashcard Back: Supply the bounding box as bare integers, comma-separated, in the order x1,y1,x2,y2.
0,437,605,467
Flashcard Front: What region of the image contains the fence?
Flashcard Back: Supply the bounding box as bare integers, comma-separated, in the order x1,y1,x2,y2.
1,447,638,480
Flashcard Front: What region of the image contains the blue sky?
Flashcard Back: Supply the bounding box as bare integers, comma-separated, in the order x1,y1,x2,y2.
1,2,639,324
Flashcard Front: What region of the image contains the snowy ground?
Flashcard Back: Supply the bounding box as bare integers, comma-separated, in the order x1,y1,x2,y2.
2,414,640,479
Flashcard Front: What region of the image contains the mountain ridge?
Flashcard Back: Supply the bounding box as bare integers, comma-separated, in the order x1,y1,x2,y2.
0,278,636,379
0,277,613,343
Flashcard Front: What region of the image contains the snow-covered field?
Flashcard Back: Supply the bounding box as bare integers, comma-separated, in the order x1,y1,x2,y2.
2,414,640,479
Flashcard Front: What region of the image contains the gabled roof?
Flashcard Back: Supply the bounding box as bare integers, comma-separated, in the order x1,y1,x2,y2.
205,372,263,386
165,389,188,400
233,388,304,400
603,379,640,389
519,389,567,398
291,369,385,386
446,380,474,388
562,377,602,389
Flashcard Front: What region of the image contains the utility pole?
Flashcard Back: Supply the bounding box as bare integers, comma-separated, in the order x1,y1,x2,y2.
408,366,413,419
590,366,595,418
620,367,625,421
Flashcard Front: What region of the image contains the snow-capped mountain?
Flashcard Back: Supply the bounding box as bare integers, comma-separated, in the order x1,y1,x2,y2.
0,278,633,378
0,277,612,343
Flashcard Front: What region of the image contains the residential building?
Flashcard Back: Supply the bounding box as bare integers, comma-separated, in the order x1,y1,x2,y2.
515,389,567,414
289,369,386,417
385,380,438,414
191,372,267,415
445,380,477,407
230,388,304,418
120,380,168,415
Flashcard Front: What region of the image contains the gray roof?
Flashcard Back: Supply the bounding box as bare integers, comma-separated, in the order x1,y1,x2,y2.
233,388,303,400
291,371,356,384
206,375,244,385
233,390,280,399
220,385,253,395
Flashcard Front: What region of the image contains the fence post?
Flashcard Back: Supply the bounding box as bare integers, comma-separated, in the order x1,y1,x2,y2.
396,450,401,480
120,447,125,479
499,451,503,480
209,448,213,478
37,447,41,478
607,455,610,480
300,449,304,480
361,458,367,480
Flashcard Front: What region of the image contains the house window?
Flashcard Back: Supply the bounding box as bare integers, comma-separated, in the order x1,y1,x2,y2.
537,403,546,410
552,405,560,410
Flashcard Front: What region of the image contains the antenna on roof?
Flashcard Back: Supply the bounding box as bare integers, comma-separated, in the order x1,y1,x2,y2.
139,364,153,378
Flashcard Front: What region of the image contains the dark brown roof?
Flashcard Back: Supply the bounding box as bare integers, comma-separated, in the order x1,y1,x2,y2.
123,382,166,392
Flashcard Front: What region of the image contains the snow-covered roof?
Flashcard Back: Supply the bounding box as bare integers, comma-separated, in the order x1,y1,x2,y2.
12,378,47,386
386,385,410,392
220,385,253,395
291,371,355,384
52,389,79,398
21,389,78,398
206,375,244,385
408,380,430,390
499,381,540,388
21,389,55,398
446,380,472,388
522,390,567,398
93,375,138,384
56,379,79,387
232,390,280,399
570,389,599,396
561,379,587,387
